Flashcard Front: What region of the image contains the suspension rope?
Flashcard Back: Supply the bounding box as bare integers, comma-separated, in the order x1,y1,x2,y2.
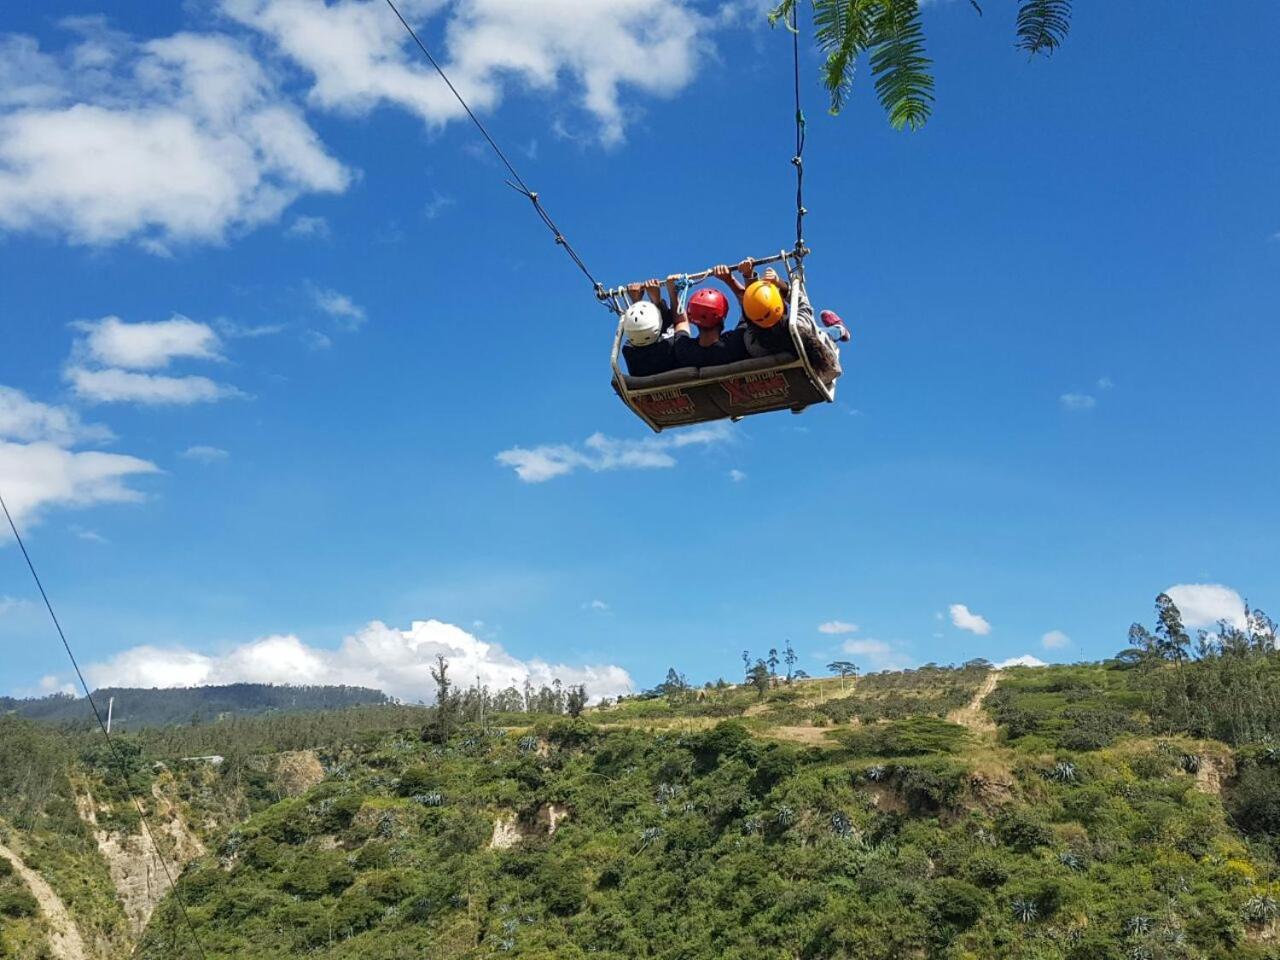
0,493,211,960
790,3,807,261
382,0,615,311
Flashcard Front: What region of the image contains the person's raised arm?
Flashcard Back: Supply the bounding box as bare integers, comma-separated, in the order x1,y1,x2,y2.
711,263,746,305
667,274,690,337
626,281,643,305
644,277,665,310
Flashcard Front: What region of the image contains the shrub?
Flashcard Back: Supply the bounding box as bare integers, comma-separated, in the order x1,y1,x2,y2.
837,717,970,757
930,878,987,930
997,809,1053,852
0,888,38,918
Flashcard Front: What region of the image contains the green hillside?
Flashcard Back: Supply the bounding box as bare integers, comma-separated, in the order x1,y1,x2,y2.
5,598,1280,959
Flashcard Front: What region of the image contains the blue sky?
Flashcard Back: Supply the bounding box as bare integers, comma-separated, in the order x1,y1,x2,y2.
2,0,1278,702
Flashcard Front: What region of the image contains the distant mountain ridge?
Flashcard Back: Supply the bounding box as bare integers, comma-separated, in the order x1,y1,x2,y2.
0,683,390,729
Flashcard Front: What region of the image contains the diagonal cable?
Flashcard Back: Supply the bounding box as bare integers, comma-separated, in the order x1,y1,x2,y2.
382,0,613,309
0,492,211,960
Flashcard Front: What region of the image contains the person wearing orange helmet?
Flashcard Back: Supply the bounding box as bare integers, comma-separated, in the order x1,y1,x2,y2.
670,268,750,369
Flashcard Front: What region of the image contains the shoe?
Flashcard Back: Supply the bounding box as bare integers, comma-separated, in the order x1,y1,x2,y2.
819,309,844,327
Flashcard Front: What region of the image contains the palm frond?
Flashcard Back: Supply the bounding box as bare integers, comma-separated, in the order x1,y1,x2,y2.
768,0,799,29
814,0,876,114
868,0,934,131
1016,0,1071,56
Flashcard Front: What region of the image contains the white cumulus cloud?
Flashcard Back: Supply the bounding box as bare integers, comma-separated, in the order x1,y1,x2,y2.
949,603,992,636
65,316,243,405
224,0,710,146
0,23,349,249
82,618,633,703
65,368,244,405
839,637,909,671
0,386,158,529
995,654,1046,669
1041,629,1070,650
818,620,859,635
72,315,223,370
496,424,731,483
311,286,366,330
1164,583,1248,630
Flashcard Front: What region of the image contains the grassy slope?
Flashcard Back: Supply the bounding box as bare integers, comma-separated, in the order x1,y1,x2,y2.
134,665,1280,960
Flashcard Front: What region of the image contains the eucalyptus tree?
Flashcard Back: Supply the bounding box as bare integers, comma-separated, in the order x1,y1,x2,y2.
770,0,1071,129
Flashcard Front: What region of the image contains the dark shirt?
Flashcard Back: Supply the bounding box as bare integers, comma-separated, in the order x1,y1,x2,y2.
743,318,794,358
672,327,750,369
622,338,677,377
621,302,678,377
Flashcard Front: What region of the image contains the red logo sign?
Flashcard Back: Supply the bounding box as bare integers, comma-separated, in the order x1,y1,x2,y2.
636,388,697,422
721,371,790,408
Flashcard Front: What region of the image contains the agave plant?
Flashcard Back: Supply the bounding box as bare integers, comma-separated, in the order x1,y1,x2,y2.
741,818,762,836
1179,753,1203,774
1242,895,1280,925
412,791,443,807
1057,851,1085,872
775,805,797,829
517,735,540,754
865,764,888,782
1042,760,1077,783
638,826,663,849
830,810,853,838
1011,898,1039,924
769,0,1072,129
1123,915,1153,937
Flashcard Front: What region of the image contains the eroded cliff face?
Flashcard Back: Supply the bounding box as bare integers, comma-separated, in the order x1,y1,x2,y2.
75,778,206,938
0,838,87,960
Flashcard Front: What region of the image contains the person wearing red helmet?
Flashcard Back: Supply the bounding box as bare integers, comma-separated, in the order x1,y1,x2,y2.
671,267,749,369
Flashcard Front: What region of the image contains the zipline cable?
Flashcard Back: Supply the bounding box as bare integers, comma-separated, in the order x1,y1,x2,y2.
0,492,211,960
382,0,615,311
790,3,808,259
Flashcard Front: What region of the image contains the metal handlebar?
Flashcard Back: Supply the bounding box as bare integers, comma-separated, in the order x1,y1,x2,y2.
598,247,810,304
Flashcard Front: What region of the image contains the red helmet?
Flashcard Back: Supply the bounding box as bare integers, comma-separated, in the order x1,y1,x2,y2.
687,288,729,328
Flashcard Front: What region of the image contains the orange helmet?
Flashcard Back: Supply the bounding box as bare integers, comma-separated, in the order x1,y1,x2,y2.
743,280,785,328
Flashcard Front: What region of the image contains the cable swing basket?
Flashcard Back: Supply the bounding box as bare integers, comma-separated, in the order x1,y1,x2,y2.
604,250,840,433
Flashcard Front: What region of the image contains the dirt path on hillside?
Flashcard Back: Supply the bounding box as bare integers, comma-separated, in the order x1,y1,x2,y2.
948,671,999,736
0,839,87,960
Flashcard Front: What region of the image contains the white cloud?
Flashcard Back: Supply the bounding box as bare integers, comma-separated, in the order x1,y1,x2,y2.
1059,393,1096,411
1164,583,1248,630
82,618,633,703
496,424,731,483
949,603,992,636
72,315,222,370
587,599,609,611
303,329,333,350
70,525,108,543
0,596,29,615
728,468,747,483
286,213,330,238
818,620,859,635
422,191,455,220
995,654,1046,669
0,386,158,529
224,0,710,146
311,286,366,330
1041,629,1070,650
0,385,112,446
1096,376,1113,390
181,445,230,462
0,439,158,529
65,367,243,405
0,24,349,249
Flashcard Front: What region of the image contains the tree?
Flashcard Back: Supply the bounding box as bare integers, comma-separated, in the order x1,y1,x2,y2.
565,685,588,719
741,650,751,680
748,660,772,698
426,654,455,744
1154,593,1191,665
783,641,798,683
769,0,1071,130
767,648,780,682
827,660,859,692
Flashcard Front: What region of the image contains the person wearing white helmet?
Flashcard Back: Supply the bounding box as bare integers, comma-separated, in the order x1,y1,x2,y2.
620,278,677,377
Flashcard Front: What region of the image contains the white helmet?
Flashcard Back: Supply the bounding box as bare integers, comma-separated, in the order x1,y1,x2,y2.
621,300,662,347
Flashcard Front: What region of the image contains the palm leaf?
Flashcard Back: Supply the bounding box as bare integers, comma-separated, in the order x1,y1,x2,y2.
867,0,934,130
1015,0,1071,56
